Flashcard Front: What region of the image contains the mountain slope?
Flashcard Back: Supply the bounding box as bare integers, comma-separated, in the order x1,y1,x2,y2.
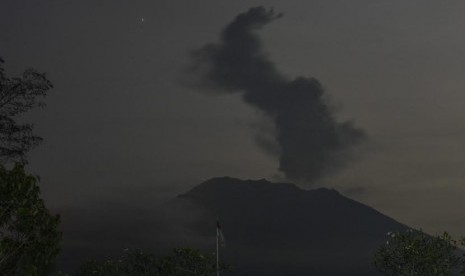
162,177,408,276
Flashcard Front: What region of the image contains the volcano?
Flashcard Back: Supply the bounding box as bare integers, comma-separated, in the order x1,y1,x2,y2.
159,177,408,276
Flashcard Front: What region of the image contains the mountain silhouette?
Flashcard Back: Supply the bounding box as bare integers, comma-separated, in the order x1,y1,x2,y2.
160,177,408,276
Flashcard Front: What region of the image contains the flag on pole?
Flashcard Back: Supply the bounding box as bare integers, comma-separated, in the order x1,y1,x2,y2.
216,218,225,276
217,219,225,247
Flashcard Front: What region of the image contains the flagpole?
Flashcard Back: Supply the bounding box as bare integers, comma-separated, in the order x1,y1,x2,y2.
216,218,220,276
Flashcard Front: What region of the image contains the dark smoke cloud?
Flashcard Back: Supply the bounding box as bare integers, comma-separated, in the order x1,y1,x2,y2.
190,7,365,183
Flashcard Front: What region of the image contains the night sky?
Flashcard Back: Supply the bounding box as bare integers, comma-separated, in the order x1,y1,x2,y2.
2,0,465,248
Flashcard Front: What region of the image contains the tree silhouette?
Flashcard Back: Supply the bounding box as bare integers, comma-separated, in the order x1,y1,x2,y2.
0,163,61,275
0,57,53,163
0,57,60,275
374,229,463,275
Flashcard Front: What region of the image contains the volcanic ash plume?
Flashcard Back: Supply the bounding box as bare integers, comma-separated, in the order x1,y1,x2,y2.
190,7,365,184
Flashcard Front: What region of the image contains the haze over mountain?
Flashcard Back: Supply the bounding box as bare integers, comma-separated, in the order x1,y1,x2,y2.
160,177,409,275
56,177,408,275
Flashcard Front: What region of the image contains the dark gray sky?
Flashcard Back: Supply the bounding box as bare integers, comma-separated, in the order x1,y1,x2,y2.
2,0,465,237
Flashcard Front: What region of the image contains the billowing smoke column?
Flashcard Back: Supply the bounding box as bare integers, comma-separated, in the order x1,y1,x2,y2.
191,7,365,183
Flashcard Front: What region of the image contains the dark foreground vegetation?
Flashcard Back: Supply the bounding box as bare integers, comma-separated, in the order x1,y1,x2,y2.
375,229,465,275
73,248,228,276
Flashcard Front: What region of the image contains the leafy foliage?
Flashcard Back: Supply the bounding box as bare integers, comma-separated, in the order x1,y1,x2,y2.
0,163,61,275
374,229,463,276
75,248,229,276
0,57,53,163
